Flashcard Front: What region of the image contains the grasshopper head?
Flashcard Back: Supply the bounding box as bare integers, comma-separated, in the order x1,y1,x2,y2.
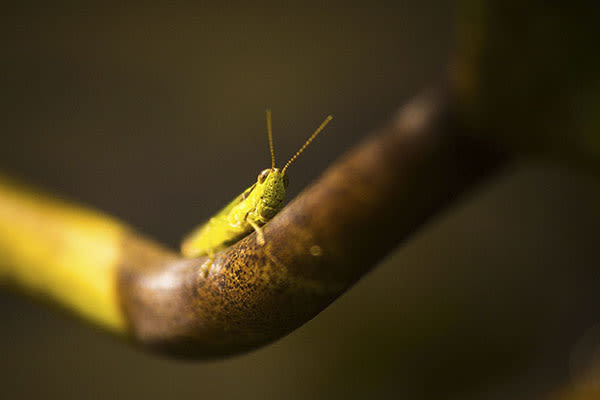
252,110,331,221
254,168,288,220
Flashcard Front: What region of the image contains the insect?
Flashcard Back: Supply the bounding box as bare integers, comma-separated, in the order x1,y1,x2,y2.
181,110,333,258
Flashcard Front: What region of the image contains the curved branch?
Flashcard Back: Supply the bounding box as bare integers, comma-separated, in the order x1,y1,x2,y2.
116,89,506,358
0,88,505,358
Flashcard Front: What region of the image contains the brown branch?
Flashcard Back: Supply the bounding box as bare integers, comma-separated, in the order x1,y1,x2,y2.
116,88,506,358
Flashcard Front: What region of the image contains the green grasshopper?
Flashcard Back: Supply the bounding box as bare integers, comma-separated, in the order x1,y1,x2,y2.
181,110,333,258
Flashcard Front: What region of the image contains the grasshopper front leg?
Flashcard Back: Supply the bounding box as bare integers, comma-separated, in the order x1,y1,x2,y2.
246,213,265,246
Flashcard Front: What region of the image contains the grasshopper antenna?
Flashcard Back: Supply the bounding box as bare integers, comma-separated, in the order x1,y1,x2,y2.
266,109,276,170
282,115,333,175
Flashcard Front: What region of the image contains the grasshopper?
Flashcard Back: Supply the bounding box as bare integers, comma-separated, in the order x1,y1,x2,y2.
181,110,332,258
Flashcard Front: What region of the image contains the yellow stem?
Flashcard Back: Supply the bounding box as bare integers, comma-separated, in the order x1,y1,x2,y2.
0,176,127,333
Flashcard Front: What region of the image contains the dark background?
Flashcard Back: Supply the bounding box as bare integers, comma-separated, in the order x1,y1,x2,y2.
1,2,600,399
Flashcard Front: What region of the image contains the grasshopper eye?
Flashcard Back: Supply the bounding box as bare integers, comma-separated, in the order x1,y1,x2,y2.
283,175,289,187
258,169,270,183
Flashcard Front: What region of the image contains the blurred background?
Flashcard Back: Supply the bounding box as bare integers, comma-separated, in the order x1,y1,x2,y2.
1,2,599,399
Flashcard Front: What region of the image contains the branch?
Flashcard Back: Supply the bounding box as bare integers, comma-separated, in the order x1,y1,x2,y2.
114,89,505,358
0,88,505,358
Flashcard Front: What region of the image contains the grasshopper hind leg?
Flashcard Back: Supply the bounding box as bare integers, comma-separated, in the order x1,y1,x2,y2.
199,249,216,278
